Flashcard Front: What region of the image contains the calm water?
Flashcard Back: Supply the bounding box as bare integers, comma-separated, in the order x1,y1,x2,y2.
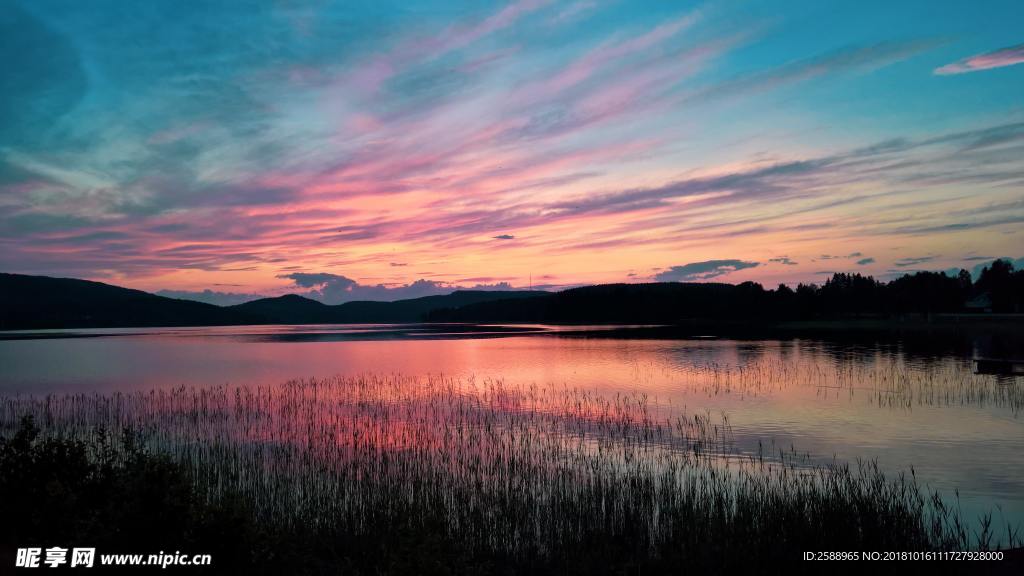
1,323,1022,530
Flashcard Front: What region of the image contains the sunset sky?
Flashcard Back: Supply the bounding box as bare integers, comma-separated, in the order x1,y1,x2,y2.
2,0,1022,304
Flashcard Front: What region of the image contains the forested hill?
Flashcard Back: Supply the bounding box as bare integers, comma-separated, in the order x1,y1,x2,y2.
0,273,256,329
427,260,1023,323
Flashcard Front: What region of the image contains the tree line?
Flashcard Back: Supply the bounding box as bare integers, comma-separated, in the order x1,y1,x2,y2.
779,258,1021,317
427,259,1024,323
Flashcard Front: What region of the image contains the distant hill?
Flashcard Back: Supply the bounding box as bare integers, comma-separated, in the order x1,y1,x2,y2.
228,294,331,324
0,273,256,330
229,290,548,324
425,282,774,324
0,273,547,329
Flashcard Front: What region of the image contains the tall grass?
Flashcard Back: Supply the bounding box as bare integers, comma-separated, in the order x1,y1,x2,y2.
628,350,1023,412
1,374,1017,571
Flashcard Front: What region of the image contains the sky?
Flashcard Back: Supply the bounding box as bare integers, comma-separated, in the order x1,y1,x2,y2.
1,0,1022,304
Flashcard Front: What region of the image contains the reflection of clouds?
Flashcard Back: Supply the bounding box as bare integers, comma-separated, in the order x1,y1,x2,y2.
3,333,1022,536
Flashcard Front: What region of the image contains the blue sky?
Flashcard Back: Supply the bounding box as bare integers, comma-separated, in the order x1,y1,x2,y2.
1,0,1022,303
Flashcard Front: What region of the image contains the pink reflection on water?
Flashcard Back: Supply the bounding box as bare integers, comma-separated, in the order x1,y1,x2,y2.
1,328,1022,529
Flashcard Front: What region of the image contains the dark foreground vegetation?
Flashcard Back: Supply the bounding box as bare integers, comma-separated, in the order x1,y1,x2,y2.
2,376,1021,574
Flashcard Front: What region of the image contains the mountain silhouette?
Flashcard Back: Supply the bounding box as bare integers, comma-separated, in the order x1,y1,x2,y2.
2,259,1020,330
0,273,256,329
425,282,770,324
229,290,547,324
0,273,546,329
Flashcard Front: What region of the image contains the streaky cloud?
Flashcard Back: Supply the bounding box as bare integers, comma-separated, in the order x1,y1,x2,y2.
654,259,759,282
894,256,936,267
690,40,938,104
0,2,1020,291
935,43,1024,75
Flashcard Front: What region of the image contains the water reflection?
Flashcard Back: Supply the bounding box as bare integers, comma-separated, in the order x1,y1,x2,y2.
0,324,1021,532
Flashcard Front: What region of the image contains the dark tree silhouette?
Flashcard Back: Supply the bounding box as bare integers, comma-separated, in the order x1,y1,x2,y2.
429,259,1023,323
974,259,1022,313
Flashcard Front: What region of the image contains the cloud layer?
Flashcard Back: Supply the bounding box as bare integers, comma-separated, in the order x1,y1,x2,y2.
0,1,1021,295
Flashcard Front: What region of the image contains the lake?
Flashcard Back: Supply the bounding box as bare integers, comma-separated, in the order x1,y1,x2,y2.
1,323,1022,535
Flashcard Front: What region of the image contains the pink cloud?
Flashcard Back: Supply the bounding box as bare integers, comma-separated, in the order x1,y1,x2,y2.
514,13,699,102
934,43,1024,75
548,1,597,26
344,0,549,98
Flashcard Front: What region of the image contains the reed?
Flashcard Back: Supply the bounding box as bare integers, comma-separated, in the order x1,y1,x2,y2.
1,374,1017,571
